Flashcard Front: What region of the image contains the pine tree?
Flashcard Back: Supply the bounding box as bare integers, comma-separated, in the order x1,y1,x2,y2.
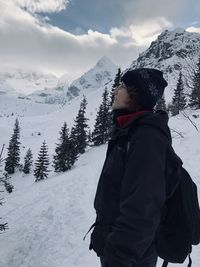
171,72,187,116
3,172,14,193
92,87,112,145
70,96,89,155
0,145,9,231
88,128,92,144
34,141,50,182
23,148,33,174
155,94,167,111
110,68,121,106
189,57,200,109
68,134,78,167
53,122,75,172
4,118,21,174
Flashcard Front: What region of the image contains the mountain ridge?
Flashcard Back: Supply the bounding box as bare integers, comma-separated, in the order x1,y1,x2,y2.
128,28,200,102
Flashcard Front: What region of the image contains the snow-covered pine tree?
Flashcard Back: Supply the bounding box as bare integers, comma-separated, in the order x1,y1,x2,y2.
70,95,89,155
92,87,112,145
155,94,167,111
4,118,21,174
110,68,121,106
23,148,33,174
34,141,50,182
171,72,187,116
189,57,200,109
53,122,75,172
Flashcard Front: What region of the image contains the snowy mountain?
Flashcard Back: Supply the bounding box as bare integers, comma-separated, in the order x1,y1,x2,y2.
129,28,200,103
0,69,63,117
0,69,58,95
31,56,117,104
5,56,117,105
66,56,118,100
0,56,118,114
28,73,72,105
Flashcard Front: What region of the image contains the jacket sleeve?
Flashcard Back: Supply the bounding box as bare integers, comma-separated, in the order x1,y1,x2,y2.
104,131,167,267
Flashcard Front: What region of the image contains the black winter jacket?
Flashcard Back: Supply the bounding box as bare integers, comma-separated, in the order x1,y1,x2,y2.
89,110,180,267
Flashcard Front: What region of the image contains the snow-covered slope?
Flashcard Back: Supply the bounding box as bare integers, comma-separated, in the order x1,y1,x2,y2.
129,28,200,103
0,108,200,267
0,94,62,118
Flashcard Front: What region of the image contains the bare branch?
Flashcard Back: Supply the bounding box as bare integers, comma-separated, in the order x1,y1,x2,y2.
181,110,199,131
0,222,8,231
0,198,4,205
170,128,185,138
0,144,5,164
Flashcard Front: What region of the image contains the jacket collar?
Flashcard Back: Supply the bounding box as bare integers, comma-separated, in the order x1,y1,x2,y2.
116,110,152,128
110,110,153,140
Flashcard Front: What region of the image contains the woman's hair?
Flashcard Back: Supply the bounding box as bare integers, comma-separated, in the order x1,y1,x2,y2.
126,86,142,112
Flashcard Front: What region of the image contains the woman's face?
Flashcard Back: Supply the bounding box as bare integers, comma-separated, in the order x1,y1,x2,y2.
112,83,132,110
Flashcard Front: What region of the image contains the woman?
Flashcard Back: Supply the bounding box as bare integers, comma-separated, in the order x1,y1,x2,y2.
89,68,174,267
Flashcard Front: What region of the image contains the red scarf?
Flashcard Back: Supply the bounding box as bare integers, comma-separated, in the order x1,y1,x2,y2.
117,110,152,128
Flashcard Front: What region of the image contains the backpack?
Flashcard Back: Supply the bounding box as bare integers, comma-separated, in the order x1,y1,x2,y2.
154,154,200,267
126,136,200,267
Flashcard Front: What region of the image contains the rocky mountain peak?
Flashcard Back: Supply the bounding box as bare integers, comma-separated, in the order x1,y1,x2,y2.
95,56,116,69
129,28,200,103
65,56,117,101
133,28,200,68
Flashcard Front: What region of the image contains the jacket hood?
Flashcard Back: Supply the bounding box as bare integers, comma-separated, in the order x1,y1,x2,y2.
136,110,172,144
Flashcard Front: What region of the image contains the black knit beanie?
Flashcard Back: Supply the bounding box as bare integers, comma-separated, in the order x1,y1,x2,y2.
121,68,168,109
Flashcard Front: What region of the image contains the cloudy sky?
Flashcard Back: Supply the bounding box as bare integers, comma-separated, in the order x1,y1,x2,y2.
0,0,200,80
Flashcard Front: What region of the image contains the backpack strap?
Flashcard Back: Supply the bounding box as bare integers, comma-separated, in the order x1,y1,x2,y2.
161,254,192,267
83,221,98,240
188,254,192,267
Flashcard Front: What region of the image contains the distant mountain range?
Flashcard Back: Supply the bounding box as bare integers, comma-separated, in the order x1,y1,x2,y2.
0,70,58,96
0,56,118,105
30,56,117,104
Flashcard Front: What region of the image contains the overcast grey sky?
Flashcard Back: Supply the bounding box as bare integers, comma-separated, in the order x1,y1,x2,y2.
0,0,200,80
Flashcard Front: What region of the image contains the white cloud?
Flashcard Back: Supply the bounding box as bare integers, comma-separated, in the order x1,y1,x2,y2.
0,1,118,77
13,0,69,13
0,1,173,79
110,17,173,46
186,27,200,33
